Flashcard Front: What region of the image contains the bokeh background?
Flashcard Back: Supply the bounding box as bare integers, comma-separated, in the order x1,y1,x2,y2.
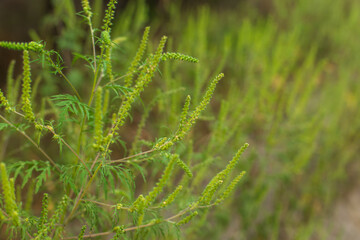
1,0,359,239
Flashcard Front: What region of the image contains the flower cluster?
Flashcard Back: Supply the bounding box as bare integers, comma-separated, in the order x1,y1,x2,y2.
81,0,92,19
198,143,249,205
102,0,118,33
105,36,167,152
161,52,199,63
21,50,36,122
93,87,105,151
0,163,19,226
124,26,150,88
155,73,224,151
0,89,13,112
0,41,44,53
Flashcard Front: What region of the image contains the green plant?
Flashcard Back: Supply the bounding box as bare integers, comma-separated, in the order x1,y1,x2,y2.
0,1,248,239
132,1,360,238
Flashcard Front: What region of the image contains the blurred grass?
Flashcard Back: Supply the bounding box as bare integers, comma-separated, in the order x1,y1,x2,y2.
1,0,360,239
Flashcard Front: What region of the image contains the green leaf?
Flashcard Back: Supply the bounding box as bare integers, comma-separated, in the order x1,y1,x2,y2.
22,165,37,188
72,52,95,72
35,163,51,193
104,84,132,96
51,94,92,120
0,123,10,131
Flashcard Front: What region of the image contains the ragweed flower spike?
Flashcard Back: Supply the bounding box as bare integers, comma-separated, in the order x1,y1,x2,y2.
124,26,150,88
157,73,224,151
160,185,183,208
161,52,199,63
101,31,114,81
179,95,191,129
21,50,36,122
175,157,193,178
189,73,224,124
102,0,118,33
129,194,146,225
81,0,92,19
78,225,87,240
93,87,104,151
198,143,249,205
107,36,167,146
0,41,44,53
0,163,20,226
215,171,246,205
144,153,177,207
0,89,13,112
48,195,69,232
176,211,198,226
112,225,125,239
39,193,49,229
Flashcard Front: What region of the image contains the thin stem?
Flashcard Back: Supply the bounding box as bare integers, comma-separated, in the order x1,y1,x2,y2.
64,231,112,239
110,156,153,164
88,48,104,106
4,110,90,176
45,126,92,176
0,114,60,172
46,54,81,100
93,72,104,98
63,206,194,239
76,48,104,155
103,62,148,87
110,149,156,163
82,199,113,208
89,23,97,74
64,152,102,226
64,161,102,225
81,199,130,210
90,152,101,170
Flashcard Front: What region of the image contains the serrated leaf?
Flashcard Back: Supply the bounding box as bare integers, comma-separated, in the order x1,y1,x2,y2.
21,165,37,188
51,94,92,120
13,162,26,181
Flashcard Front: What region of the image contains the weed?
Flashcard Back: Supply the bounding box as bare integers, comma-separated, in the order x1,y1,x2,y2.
0,1,247,239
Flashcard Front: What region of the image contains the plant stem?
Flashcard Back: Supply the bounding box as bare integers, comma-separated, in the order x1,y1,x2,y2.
63,206,194,239
45,126,92,176
46,53,81,100
0,114,60,172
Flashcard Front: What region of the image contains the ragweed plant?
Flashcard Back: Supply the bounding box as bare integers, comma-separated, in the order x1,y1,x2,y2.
0,1,248,239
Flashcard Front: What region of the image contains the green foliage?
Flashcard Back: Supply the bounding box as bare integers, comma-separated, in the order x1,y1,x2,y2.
51,94,92,122
143,153,177,207
9,160,51,193
0,1,248,239
3,0,357,238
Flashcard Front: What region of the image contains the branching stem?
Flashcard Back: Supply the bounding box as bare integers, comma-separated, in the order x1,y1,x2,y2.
0,114,60,172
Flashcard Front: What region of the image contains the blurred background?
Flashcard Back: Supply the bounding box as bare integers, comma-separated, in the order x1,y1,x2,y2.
0,0,359,239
